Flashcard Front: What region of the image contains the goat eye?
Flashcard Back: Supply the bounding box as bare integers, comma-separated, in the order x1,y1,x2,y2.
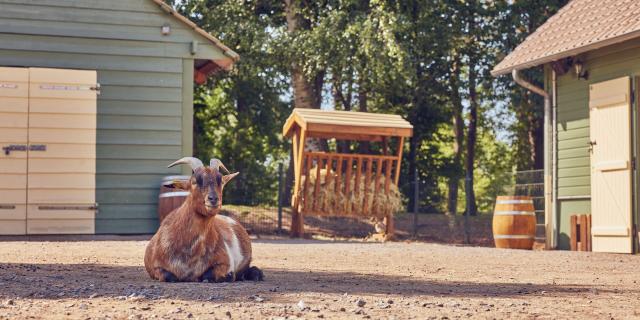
195,174,204,186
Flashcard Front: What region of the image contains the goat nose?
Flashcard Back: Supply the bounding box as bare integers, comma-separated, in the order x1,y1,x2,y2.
208,195,217,202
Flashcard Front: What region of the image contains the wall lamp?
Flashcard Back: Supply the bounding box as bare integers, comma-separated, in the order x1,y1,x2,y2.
574,60,589,80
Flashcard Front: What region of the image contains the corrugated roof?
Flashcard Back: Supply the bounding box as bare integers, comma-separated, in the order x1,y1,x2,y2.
492,0,640,76
150,0,239,71
283,108,413,140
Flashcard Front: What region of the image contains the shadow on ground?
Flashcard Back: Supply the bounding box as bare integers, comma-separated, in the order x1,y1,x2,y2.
0,262,615,303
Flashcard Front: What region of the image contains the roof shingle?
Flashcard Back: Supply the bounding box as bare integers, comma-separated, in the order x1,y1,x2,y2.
492,0,640,76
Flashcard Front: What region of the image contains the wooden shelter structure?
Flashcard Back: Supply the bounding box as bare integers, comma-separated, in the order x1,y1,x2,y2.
283,108,413,238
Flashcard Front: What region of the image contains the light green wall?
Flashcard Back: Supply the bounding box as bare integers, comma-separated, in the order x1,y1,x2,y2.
0,0,225,233
553,38,640,249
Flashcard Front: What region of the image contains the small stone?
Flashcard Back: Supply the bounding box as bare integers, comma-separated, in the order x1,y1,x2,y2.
169,307,183,314
354,308,364,315
6,299,14,306
140,306,151,311
378,302,390,309
387,299,394,304
296,300,308,311
79,303,88,310
225,311,232,318
186,313,193,318
339,307,346,312
89,293,99,299
356,299,366,308
127,315,141,320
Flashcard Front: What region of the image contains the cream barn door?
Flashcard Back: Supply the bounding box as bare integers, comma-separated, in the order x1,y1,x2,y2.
27,68,97,234
589,76,633,253
0,68,29,235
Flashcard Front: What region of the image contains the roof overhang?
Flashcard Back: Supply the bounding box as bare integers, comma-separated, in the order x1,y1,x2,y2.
492,29,640,76
150,0,239,81
491,0,640,77
283,109,413,142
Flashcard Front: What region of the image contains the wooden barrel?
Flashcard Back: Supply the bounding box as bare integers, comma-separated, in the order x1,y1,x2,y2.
158,175,190,223
492,196,536,249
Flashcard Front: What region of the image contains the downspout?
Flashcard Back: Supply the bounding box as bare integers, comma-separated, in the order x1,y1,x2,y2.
512,69,554,250
551,70,558,249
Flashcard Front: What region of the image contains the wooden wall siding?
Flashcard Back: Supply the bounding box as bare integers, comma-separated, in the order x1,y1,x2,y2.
554,38,640,249
0,0,221,233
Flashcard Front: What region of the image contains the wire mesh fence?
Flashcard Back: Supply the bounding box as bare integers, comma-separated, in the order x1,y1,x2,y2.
217,162,544,246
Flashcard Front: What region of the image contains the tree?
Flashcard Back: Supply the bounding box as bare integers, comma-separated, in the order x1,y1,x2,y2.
171,0,291,204
493,0,568,170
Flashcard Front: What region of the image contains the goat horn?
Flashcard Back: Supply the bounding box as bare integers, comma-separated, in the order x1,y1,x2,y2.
167,157,204,172
210,158,230,174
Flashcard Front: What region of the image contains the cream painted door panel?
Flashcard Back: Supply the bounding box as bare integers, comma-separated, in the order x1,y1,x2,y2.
589,76,633,253
27,68,97,235
0,67,28,235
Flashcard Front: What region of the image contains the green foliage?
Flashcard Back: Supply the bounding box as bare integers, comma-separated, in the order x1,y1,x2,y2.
172,0,290,204
169,0,566,212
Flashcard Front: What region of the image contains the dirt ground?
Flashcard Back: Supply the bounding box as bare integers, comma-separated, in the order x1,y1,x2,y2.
0,238,639,320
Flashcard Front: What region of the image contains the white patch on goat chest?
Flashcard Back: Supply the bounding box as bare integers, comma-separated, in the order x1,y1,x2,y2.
216,214,237,225
223,231,243,273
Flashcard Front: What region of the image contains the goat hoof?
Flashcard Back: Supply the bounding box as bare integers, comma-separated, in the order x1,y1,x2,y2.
222,271,235,282
244,266,264,281
199,268,215,282
159,269,178,282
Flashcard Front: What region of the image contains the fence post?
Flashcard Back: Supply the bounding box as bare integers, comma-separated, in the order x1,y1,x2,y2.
413,166,418,237
277,163,284,234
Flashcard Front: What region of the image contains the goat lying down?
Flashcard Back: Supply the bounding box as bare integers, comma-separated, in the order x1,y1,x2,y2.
144,157,264,282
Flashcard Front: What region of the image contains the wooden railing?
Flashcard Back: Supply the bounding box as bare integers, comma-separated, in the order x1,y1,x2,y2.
299,152,400,216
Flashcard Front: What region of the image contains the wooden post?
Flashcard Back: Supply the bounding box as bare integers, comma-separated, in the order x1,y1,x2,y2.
291,128,306,238
579,215,587,251
382,137,388,155
394,137,404,184
322,155,332,212
570,215,577,251
303,153,312,213
363,157,373,215
354,157,363,213
334,155,343,213
343,156,352,214
312,156,323,213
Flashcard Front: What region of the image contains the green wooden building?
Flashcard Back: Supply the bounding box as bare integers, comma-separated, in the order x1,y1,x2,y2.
0,0,238,235
493,0,640,252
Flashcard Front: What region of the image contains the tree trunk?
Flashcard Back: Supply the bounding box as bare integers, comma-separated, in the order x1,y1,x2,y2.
357,80,370,154
447,57,464,216
285,0,315,110
465,56,478,217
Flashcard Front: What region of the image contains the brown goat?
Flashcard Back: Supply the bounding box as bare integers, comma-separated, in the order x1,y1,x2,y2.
144,157,264,282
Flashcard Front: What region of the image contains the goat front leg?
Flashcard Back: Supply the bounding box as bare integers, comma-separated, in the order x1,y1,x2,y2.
200,263,234,283
154,268,179,282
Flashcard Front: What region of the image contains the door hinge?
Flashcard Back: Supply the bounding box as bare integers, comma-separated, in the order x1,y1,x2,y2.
633,158,637,170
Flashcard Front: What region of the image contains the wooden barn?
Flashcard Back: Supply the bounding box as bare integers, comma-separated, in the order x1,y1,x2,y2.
0,0,238,235
493,0,640,252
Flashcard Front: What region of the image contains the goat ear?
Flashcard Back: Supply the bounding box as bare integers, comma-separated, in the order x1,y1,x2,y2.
162,179,189,190
222,172,239,185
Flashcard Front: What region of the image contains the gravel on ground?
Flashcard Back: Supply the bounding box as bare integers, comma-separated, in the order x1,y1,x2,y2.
0,238,639,319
